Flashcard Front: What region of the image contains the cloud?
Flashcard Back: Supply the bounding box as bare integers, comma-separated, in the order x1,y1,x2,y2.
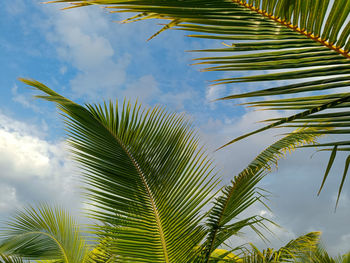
159,90,198,111
0,112,81,217
41,3,205,105
0,185,19,211
4,0,26,15
43,5,131,98
205,85,227,110
122,75,159,103
11,84,41,112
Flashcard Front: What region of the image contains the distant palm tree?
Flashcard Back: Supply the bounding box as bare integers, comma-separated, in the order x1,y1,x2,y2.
0,79,322,262
48,0,350,204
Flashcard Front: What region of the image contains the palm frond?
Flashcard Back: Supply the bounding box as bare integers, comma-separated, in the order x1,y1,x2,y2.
45,0,350,203
86,238,115,263
0,204,88,263
20,78,219,263
241,231,321,263
0,254,25,263
209,248,242,263
298,244,350,263
201,128,321,260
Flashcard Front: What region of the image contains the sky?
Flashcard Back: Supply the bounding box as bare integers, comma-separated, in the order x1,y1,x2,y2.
0,0,349,256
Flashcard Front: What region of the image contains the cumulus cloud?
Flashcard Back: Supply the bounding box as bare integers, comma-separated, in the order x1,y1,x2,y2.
0,112,81,218
40,2,204,105
44,6,129,98
0,185,19,211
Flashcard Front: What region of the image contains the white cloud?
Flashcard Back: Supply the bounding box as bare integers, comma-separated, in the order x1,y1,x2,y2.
44,5,130,98
0,112,81,216
122,75,159,103
11,84,41,112
0,185,19,211
160,90,197,111
41,3,202,104
205,85,227,110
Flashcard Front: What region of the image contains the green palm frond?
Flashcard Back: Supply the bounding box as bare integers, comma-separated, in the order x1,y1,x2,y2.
202,128,321,261
241,231,321,263
307,245,337,263
209,248,242,262
299,244,350,263
20,78,219,263
0,204,88,263
46,0,350,203
86,238,115,263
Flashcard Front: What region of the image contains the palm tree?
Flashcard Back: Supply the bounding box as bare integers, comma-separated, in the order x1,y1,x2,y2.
0,79,322,262
47,0,350,204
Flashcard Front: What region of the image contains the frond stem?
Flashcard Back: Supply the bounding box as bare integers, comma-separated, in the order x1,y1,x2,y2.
233,0,350,59
101,124,170,263
124,145,170,263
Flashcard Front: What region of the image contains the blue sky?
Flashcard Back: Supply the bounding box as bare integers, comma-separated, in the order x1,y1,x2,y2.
0,0,349,255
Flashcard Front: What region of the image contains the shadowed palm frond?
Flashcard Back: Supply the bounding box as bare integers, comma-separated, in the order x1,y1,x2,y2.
45,0,350,204
20,78,219,263
201,128,321,261
0,204,88,263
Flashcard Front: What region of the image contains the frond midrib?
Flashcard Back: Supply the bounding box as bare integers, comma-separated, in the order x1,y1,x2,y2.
205,170,253,263
234,0,350,59
94,117,170,263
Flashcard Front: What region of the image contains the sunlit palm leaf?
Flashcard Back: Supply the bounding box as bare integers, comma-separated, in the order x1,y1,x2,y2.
0,204,88,263
202,128,321,261
241,231,321,262
209,248,242,262
86,238,114,263
46,0,350,203
20,79,218,263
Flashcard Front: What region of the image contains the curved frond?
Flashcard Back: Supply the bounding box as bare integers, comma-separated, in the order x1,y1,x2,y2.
241,231,321,262
299,244,350,263
20,79,218,263
201,128,321,260
46,0,350,202
0,204,88,263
